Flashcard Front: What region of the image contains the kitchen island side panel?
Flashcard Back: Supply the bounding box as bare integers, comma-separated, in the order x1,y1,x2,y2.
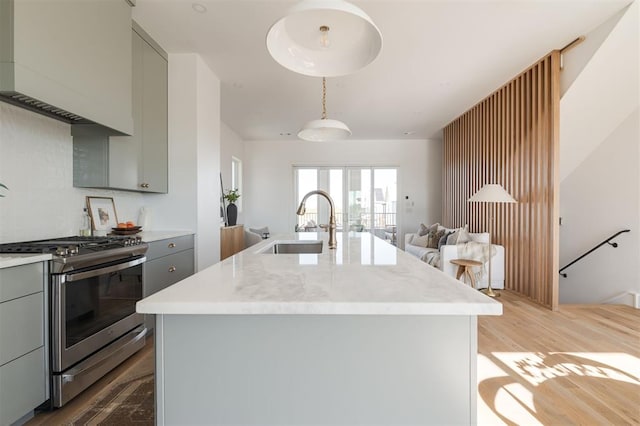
156,314,476,425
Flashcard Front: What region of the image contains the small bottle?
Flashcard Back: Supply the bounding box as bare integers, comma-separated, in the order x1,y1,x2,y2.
80,208,91,236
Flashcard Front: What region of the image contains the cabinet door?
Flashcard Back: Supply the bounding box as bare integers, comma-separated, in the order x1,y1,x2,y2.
108,30,145,191
146,235,194,261
143,248,194,331
0,293,43,366
140,37,168,193
221,226,245,260
72,27,168,193
0,348,47,426
144,249,194,297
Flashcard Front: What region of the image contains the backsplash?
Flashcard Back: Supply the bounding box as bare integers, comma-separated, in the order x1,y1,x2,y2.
0,102,144,243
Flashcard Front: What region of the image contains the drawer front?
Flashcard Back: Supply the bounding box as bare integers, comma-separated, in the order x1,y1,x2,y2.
0,292,44,366
146,235,194,261
144,249,194,297
0,347,47,426
0,263,44,303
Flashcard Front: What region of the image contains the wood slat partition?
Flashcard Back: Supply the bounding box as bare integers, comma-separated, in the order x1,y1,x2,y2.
443,51,560,309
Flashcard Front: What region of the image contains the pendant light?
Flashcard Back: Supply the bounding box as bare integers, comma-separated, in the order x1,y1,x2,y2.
298,77,351,142
266,0,383,77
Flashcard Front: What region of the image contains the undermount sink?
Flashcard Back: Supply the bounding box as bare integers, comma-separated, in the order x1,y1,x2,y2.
261,240,323,254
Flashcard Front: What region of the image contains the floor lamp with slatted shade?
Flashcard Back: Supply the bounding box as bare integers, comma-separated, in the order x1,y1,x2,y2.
468,184,517,297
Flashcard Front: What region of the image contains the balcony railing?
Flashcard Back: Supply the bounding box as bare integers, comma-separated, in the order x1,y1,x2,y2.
297,212,396,232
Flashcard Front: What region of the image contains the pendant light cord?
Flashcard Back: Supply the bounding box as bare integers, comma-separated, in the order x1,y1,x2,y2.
321,77,327,120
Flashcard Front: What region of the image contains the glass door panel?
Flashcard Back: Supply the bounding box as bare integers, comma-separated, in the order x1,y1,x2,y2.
347,169,371,232
296,168,318,229
373,168,398,244
329,169,343,230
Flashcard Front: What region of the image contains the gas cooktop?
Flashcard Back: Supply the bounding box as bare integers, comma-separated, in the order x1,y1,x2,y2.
0,235,143,254
0,235,148,273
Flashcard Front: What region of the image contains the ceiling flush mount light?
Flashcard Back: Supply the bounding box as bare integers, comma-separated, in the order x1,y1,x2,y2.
266,0,383,77
298,77,351,142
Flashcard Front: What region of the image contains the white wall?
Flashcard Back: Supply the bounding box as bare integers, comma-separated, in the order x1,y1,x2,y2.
0,102,144,243
243,138,442,247
560,1,639,182
559,109,639,305
220,122,245,224
558,1,640,306
143,53,221,270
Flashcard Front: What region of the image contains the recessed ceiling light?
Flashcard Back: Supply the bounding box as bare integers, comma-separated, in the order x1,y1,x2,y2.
192,3,207,13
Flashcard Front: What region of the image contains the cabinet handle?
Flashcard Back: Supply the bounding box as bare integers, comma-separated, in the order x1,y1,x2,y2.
168,242,176,248
140,183,150,188
168,266,176,273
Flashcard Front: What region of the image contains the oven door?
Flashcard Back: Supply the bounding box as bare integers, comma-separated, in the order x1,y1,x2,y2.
51,256,146,372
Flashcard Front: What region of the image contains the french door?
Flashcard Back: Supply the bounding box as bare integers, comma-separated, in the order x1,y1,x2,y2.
294,167,397,241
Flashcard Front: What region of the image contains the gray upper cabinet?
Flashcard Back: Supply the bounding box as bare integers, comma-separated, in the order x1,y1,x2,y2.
0,0,133,135
73,23,168,193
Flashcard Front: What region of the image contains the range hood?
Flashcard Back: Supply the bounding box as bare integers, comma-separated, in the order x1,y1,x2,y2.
0,0,133,135
0,92,92,124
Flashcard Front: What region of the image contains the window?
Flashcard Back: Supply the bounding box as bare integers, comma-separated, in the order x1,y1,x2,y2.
294,167,397,242
231,157,242,211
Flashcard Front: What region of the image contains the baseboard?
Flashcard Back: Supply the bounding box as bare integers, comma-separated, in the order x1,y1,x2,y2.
602,291,640,309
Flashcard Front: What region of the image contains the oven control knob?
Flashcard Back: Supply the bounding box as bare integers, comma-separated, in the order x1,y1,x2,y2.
124,239,131,246
56,246,69,256
68,245,79,255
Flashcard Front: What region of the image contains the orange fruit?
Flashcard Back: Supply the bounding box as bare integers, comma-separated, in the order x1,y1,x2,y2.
117,222,127,228
126,221,135,228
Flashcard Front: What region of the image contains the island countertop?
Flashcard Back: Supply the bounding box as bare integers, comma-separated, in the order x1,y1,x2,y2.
136,232,502,316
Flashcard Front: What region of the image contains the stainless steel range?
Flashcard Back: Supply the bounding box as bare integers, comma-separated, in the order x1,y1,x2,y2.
0,235,148,407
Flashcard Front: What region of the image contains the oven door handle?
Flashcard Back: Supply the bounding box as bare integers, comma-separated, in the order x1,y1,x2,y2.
64,256,147,282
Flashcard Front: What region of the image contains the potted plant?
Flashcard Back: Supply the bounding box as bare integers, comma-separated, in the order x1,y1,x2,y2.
223,189,240,226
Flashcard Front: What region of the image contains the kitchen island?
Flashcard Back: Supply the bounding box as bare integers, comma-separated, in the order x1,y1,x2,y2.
137,232,502,425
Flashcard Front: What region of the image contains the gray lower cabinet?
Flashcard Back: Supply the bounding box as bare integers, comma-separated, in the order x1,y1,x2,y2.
143,235,194,330
72,22,168,193
0,262,48,426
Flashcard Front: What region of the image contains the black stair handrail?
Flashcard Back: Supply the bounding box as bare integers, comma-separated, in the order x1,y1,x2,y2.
559,229,631,278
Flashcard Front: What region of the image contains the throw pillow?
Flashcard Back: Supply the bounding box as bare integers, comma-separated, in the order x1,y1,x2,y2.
417,222,439,236
427,229,445,249
446,225,471,245
412,234,430,247
438,231,453,249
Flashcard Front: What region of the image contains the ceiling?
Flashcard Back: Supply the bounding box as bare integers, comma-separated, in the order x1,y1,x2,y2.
132,0,630,141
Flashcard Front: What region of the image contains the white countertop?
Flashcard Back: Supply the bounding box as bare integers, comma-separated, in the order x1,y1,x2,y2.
0,253,52,269
137,232,502,316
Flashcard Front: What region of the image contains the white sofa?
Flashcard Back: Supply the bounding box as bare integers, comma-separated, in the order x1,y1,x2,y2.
404,230,505,289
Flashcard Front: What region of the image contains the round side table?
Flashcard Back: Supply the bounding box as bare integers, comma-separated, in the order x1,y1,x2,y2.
450,259,483,288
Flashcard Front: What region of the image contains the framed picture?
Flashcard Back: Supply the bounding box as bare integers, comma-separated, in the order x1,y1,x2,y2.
86,196,119,231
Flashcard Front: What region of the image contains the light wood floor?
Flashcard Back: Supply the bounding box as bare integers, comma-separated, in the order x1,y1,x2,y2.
25,335,154,426
26,292,639,425
478,290,640,425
